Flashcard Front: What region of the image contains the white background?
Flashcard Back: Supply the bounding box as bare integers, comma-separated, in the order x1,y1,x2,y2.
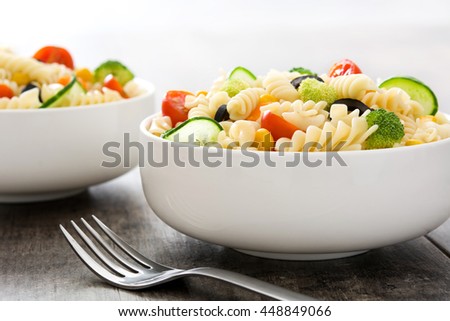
2,0,450,111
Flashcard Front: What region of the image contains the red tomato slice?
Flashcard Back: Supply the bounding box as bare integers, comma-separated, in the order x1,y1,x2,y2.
261,111,299,141
33,46,74,69
161,90,192,125
328,59,362,78
0,84,14,99
103,74,127,98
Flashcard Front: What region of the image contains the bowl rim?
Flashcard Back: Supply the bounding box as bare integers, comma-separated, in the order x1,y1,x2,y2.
0,78,155,114
139,112,450,156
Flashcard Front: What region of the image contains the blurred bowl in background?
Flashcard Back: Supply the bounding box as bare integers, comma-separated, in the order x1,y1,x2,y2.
0,79,155,203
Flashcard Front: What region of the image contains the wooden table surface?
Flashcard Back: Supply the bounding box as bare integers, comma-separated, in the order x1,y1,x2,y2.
0,169,449,301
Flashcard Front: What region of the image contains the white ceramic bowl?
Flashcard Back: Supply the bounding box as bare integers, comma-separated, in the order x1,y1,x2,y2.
140,113,450,260
0,79,155,203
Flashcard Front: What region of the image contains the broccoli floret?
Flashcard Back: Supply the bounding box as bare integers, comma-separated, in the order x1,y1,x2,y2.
298,78,337,108
364,109,404,149
289,67,317,76
220,78,249,97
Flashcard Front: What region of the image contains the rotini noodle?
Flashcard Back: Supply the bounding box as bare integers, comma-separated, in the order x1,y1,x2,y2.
329,74,377,100
64,88,123,107
226,88,264,120
217,120,260,149
281,100,329,131
329,103,370,127
262,70,298,102
149,114,172,137
0,68,11,80
0,50,71,84
0,88,41,109
362,88,424,117
276,117,378,152
188,92,229,118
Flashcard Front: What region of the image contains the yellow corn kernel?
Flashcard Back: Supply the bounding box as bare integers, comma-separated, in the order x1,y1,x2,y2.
11,72,30,86
405,139,423,146
254,128,274,151
75,68,93,83
196,90,208,96
419,115,437,122
259,94,278,106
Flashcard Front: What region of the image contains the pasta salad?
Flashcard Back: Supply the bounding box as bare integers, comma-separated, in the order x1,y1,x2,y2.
0,46,145,109
150,59,450,151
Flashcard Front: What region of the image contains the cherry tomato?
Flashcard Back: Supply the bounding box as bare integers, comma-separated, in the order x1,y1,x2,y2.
161,90,192,125
0,84,14,99
261,111,299,141
103,74,127,98
33,46,74,69
328,59,362,78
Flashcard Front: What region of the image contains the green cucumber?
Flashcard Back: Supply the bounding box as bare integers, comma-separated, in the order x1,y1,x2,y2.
162,117,223,145
228,66,256,83
94,60,134,86
379,76,438,115
40,77,86,108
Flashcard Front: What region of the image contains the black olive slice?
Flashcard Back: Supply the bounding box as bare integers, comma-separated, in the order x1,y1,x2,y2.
290,75,324,89
214,104,230,122
21,83,39,93
332,98,373,115
21,83,42,103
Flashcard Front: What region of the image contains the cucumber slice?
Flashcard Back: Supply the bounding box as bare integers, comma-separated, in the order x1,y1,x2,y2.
162,117,223,145
40,77,86,108
228,66,256,83
94,60,134,86
379,76,438,115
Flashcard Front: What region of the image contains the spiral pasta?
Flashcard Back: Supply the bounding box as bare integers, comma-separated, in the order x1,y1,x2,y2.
208,71,227,97
329,74,377,100
329,103,370,127
0,50,71,84
362,88,424,117
276,117,378,152
262,70,298,102
149,114,173,137
226,88,264,120
260,101,294,117
188,91,229,118
0,79,20,95
64,88,123,107
155,64,450,151
397,113,418,144
281,100,329,131
409,115,450,143
0,68,11,80
0,88,41,109
123,80,146,98
184,93,208,110
217,120,260,149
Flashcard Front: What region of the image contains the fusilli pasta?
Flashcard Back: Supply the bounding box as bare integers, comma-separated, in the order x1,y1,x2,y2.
0,88,41,109
149,114,173,137
329,74,377,100
226,88,264,120
262,70,298,102
276,117,378,152
0,50,71,84
362,88,424,117
281,100,329,131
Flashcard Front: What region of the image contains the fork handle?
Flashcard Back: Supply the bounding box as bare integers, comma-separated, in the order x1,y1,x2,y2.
183,267,316,301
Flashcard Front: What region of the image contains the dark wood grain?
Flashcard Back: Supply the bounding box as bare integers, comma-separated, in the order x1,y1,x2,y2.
0,169,449,301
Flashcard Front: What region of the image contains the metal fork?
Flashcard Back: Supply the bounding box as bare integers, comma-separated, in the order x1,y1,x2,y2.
60,215,315,301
